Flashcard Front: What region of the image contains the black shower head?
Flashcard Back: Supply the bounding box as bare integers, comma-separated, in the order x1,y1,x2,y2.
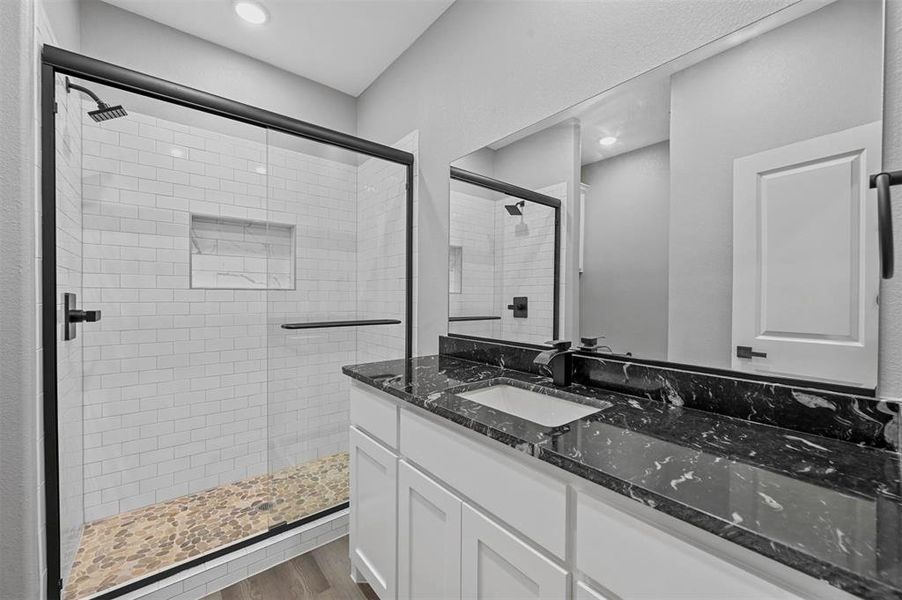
505,201,525,216
88,103,128,122
66,77,128,122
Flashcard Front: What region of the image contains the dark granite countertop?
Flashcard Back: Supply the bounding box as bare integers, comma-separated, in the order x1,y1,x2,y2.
342,355,902,600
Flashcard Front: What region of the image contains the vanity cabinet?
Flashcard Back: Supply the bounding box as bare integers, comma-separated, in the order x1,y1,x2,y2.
348,382,847,600
349,426,397,600
397,461,461,600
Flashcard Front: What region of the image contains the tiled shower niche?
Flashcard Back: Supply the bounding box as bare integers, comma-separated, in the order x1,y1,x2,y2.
190,214,295,290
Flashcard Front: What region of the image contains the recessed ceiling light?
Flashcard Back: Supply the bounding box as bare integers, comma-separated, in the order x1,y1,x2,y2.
169,147,185,158
254,165,267,174
599,136,617,147
234,1,268,25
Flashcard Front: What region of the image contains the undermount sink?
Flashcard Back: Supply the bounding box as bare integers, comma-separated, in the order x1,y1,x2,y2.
456,384,602,427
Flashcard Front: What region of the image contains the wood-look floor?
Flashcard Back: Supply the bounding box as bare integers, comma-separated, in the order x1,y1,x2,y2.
203,536,378,600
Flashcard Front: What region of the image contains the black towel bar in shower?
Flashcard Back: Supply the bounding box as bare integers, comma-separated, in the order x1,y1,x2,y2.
448,316,502,322
280,319,401,330
869,170,900,279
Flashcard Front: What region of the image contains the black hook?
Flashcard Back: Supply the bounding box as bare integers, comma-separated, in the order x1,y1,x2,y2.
869,171,900,279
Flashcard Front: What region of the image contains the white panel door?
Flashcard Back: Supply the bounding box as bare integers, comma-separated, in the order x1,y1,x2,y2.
350,426,398,600
398,461,462,600
732,121,881,387
461,504,568,600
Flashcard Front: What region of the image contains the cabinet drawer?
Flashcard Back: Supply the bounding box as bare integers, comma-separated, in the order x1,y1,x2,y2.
576,491,801,599
350,381,399,449
401,409,567,559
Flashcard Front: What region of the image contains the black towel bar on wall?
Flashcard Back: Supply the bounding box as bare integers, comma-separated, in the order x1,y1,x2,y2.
280,319,401,330
869,171,900,279
448,316,502,322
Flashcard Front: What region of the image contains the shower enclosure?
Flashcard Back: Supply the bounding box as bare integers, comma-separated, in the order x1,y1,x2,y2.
42,46,413,600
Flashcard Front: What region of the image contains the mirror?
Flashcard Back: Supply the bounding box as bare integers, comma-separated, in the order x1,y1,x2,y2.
449,0,885,391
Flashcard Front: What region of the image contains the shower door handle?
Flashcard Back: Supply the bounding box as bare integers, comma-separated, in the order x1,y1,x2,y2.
64,292,101,341
871,171,897,279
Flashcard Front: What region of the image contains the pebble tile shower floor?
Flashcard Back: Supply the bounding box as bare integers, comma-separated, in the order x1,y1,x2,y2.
64,452,349,600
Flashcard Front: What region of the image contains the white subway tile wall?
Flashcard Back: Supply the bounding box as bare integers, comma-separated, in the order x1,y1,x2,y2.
55,74,85,582
77,107,409,520
448,188,502,338
356,135,413,365
498,188,558,343
264,134,358,473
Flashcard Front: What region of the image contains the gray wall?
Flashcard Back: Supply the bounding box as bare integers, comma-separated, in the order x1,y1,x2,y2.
356,0,804,356
0,0,41,598
581,141,670,359
78,0,357,135
44,0,79,49
667,0,883,368
494,124,575,193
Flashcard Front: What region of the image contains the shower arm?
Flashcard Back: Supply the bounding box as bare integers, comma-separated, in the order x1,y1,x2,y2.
65,78,105,106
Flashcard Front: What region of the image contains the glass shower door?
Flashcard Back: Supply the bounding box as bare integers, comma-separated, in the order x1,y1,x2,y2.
57,78,275,599
264,129,409,531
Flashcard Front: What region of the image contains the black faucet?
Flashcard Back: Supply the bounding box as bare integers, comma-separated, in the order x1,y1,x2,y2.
533,340,577,387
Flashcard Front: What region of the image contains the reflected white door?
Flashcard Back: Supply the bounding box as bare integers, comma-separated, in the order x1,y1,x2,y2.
732,121,881,388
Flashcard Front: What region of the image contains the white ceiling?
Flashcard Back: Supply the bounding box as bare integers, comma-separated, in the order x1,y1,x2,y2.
100,0,456,96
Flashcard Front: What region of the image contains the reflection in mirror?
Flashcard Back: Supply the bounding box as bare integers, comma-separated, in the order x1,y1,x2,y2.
448,174,559,343
449,0,884,391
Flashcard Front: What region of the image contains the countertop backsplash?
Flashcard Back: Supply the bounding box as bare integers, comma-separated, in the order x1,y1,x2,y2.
439,335,900,451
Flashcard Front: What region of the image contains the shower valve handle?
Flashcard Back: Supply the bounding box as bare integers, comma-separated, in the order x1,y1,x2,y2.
69,309,101,323
63,292,101,341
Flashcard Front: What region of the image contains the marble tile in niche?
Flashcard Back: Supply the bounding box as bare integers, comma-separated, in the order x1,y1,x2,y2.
190,213,295,290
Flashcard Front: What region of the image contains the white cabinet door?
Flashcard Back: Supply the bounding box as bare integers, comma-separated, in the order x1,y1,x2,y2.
398,461,462,600
350,426,397,600
575,581,611,600
461,504,568,600
732,121,881,388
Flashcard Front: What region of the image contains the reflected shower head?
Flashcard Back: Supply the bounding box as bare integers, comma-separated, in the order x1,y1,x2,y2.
66,77,128,122
505,201,525,216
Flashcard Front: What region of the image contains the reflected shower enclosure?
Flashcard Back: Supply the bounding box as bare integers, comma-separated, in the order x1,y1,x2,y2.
43,47,413,600
448,168,561,343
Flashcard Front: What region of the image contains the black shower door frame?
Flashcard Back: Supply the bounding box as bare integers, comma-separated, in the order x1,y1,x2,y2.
41,45,414,600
